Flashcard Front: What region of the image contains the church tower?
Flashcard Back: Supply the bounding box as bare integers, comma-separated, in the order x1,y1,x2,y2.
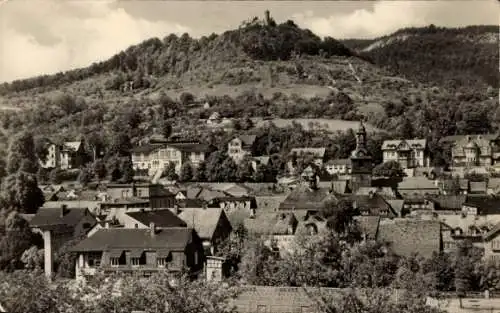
349,121,373,193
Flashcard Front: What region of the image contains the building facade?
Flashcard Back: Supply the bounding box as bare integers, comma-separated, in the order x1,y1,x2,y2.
382,139,429,168
445,134,500,168
72,226,205,280
131,142,210,176
40,139,88,170
227,135,257,163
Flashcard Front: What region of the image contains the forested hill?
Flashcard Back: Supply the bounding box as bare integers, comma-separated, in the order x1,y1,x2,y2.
342,25,499,90
0,16,354,95
0,14,497,167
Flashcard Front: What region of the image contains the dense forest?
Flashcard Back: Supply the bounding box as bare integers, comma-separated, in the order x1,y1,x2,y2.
343,25,499,90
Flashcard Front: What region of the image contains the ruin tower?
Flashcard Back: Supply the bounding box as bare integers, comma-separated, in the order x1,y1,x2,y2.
264,10,271,26
349,121,373,193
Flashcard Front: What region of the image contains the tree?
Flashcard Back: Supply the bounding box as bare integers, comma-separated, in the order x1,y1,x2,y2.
162,121,173,139
0,211,42,270
20,246,43,270
78,166,93,186
0,270,86,313
93,159,107,181
321,199,359,238
397,117,415,139
163,162,178,181
179,162,193,182
120,158,134,183
193,161,207,182
372,160,406,178
236,158,254,182
180,92,195,106
1,172,44,213
6,131,38,174
54,235,86,279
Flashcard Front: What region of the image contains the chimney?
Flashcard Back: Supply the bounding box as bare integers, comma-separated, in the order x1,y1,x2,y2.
174,204,180,215
150,222,156,237
105,222,110,229
60,204,67,217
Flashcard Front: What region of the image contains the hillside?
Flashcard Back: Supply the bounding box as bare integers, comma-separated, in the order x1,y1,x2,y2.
0,14,497,165
342,25,499,90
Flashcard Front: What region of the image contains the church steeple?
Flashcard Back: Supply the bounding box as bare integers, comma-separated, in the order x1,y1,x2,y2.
349,120,373,193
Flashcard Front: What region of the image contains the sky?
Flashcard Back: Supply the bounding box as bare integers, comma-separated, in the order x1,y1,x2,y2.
0,0,498,83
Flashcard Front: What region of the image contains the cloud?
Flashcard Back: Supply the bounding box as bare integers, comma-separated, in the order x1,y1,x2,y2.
291,1,499,39
0,0,191,83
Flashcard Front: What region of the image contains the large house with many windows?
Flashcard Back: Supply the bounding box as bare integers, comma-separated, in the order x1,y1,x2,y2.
131,141,212,176
71,224,205,280
381,139,429,169
440,134,500,168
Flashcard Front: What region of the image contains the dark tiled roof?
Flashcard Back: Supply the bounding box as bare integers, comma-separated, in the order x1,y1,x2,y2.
71,227,194,252
354,216,380,240
168,142,212,153
280,185,333,208
386,200,405,217
352,194,397,217
470,181,487,193
125,209,187,228
131,144,159,154
176,198,206,208
178,208,229,239
430,195,467,210
377,219,441,259
30,207,92,228
464,196,500,215
244,212,298,235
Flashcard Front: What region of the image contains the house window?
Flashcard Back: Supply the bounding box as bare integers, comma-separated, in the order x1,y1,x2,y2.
87,252,102,267
131,258,141,267
157,258,168,267
110,257,120,267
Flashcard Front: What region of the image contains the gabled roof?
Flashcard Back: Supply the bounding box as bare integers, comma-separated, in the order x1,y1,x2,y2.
377,219,441,259
352,194,397,217
168,142,212,153
290,147,326,158
125,209,187,228
244,212,298,235
398,177,439,190
440,134,500,144
71,227,194,252
488,178,500,193
382,139,427,150
279,185,335,211
354,216,380,240
131,144,159,154
386,200,405,217
232,135,257,148
355,187,398,199
484,222,500,241
178,208,229,240
464,196,500,215
326,159,351,166
64,141,82,151
430,195,467,210
470,181,487,193
30,207,96,231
